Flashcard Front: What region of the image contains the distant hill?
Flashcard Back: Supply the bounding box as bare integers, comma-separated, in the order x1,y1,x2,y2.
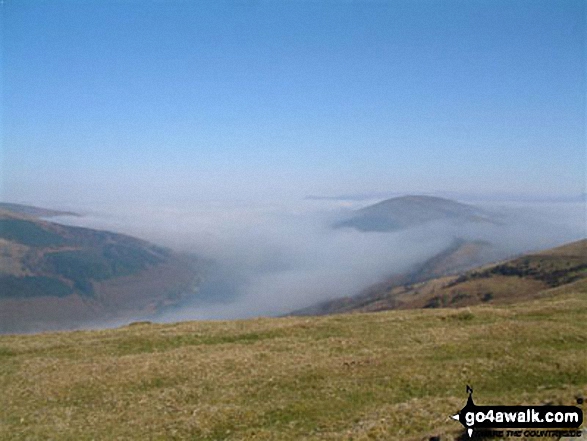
291,239,587,315
0,206,205,333
0,202,79,218
333,195,494,232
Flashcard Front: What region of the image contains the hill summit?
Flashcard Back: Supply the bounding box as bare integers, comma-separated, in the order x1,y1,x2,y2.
334,195,492,232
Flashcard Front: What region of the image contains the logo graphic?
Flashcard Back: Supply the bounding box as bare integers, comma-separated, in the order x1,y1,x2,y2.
451,386,583,438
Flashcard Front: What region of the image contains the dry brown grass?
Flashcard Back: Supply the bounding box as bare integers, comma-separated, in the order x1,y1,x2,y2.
1,284,586,440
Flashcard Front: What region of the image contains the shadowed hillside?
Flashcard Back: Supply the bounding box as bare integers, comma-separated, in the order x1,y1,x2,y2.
333,195,495,232
0,206,206,333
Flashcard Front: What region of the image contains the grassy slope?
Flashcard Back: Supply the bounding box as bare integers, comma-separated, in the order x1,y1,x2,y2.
298,240,587,315
1,281,585,440
396,239,587,310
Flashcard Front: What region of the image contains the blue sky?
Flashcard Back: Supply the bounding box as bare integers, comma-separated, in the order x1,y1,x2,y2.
1,0,585,205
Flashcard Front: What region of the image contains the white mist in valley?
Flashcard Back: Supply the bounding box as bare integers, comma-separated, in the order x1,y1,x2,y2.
50,197,586,322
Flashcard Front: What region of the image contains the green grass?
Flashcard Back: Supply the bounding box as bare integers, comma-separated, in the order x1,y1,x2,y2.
110,329,288,356
0,284,585,440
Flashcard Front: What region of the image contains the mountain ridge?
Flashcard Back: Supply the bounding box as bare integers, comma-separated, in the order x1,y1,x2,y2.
0,202,79,218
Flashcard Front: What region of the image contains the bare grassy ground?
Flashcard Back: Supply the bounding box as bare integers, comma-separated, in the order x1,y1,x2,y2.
1,280,586,440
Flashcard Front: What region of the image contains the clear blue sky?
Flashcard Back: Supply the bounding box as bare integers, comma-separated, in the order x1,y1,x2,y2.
1,0,585,205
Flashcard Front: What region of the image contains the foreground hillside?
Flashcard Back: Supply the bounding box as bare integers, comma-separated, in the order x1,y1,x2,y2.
1,281,585,440
294,239,587,316
0,206,205,333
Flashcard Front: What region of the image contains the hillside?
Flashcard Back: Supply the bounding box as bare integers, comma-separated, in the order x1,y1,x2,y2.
293,239,587,316
0,206,205,333
0,282,585,440
333,195,494,232
0,202,78,218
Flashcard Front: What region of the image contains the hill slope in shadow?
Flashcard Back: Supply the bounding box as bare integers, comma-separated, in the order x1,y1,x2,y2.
0,205,205,333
